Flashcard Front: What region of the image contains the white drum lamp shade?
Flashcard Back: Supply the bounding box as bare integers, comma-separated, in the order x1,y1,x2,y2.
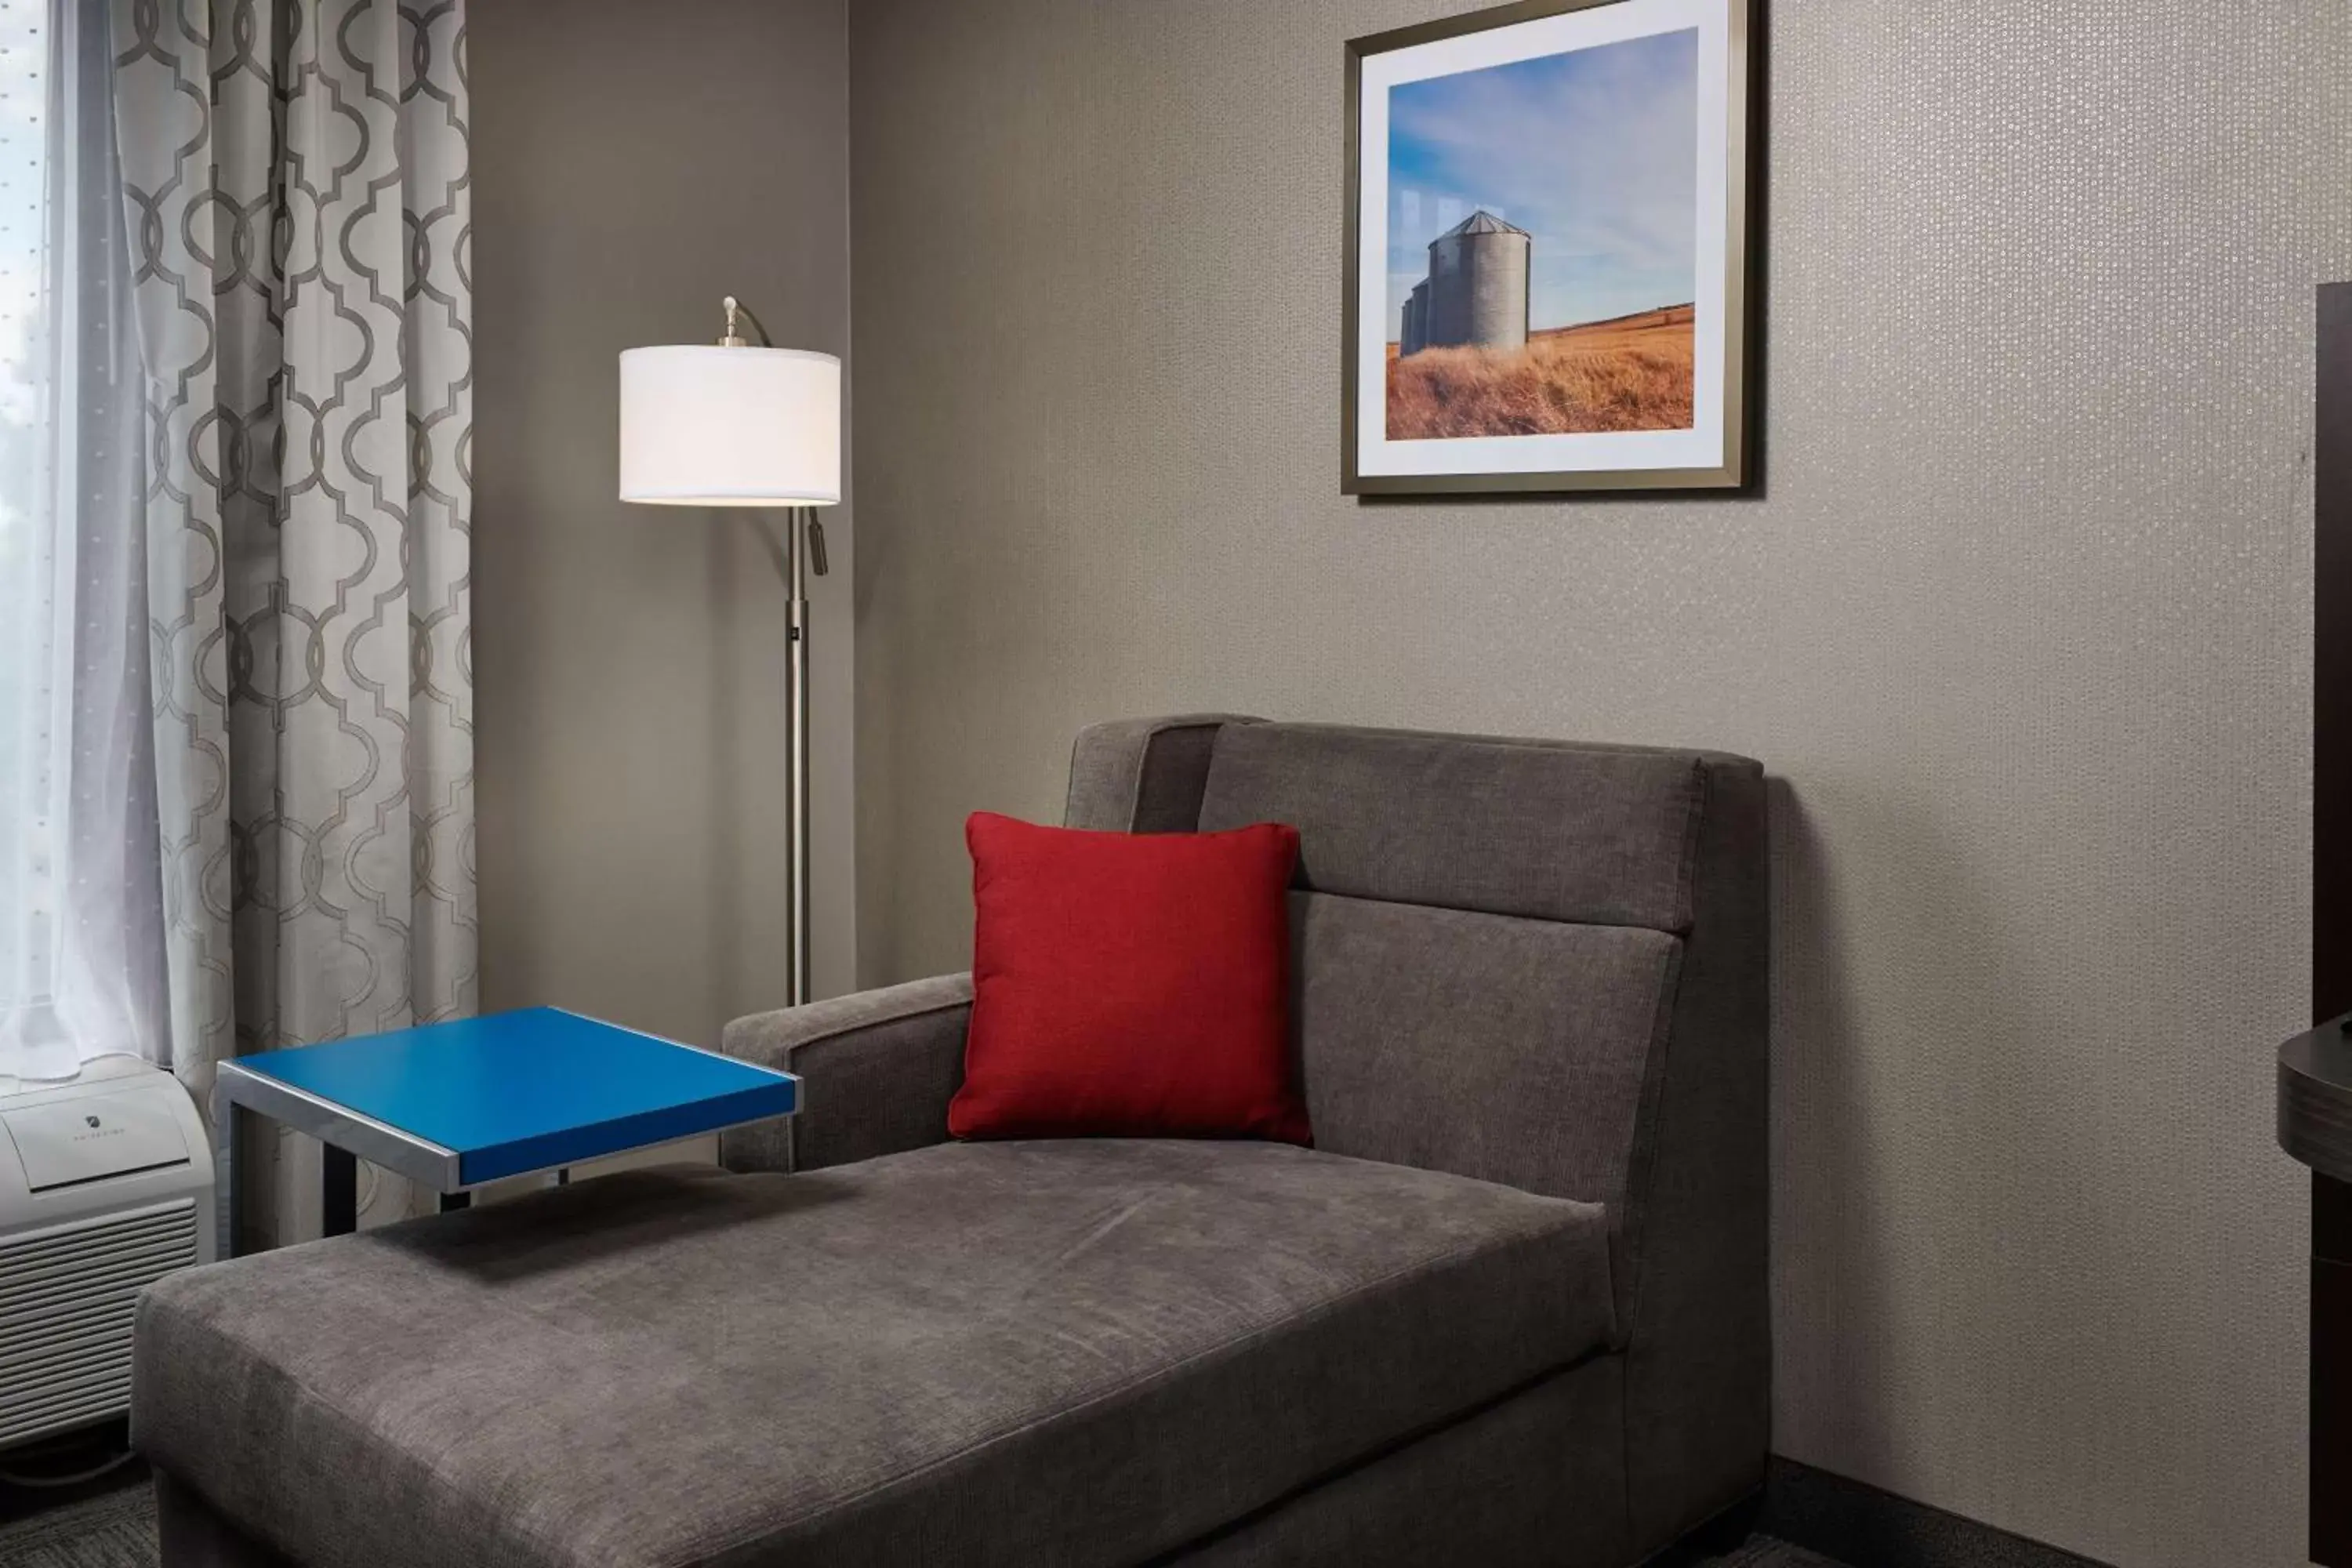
618,345,841,506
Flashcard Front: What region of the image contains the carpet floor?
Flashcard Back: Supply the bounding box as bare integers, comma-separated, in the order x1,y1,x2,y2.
0,1479,157,1568
1715,1541,1850,1568
0,1474,1851,1568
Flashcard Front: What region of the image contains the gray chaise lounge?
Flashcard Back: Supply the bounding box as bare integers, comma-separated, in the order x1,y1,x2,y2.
135,717,1768,1567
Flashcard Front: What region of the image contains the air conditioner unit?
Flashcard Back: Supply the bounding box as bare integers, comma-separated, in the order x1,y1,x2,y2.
0,1057,215,1450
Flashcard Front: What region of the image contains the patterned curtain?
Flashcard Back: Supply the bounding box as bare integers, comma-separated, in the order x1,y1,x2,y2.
111,0,474,1237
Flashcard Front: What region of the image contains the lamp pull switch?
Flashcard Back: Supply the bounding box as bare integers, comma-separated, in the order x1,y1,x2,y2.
807,517,829,577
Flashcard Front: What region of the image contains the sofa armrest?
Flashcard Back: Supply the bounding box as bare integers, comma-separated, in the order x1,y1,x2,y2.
718,974,973,1174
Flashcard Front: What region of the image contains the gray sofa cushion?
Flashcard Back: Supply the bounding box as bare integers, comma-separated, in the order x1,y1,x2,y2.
1062,715,1255,833
136,1142,1613,1568
1196,724,1709,931
719,973,975,1174
1290,891,1676,1331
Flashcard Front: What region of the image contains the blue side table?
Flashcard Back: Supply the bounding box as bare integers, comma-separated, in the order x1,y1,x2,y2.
211,1007,800,1257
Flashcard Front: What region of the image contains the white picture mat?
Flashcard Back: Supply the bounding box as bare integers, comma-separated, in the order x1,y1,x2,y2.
1354,0,1733,477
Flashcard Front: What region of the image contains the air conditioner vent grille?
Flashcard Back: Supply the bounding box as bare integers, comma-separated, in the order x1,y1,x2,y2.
0,1200,198,1446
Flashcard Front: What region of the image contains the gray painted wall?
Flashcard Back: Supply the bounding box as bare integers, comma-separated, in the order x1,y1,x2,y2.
848,1,2350,1563
473,0,857,1047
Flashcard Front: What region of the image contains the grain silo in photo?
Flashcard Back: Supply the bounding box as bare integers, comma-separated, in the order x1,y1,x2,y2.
1397,209,1530,357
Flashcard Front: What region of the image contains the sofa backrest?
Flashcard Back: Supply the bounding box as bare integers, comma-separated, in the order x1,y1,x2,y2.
1063,714,1768,1544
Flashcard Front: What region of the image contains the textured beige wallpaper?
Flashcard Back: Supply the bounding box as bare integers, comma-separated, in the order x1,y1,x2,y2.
849,0,2350,1560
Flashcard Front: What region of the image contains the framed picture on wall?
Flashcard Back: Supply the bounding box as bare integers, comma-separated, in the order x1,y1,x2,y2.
1342,0,1755,495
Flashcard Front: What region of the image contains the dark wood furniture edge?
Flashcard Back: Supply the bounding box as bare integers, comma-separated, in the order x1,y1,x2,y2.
2307,279,2352,1566
2281,1018,2352,1181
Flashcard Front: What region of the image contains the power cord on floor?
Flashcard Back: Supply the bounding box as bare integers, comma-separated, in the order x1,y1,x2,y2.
0,1432,138,1489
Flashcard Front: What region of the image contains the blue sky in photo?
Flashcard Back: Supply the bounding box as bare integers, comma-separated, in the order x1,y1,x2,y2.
1386,28,1697,334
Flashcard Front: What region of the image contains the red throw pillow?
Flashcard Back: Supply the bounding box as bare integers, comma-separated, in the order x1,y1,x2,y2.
948,811,1312,1144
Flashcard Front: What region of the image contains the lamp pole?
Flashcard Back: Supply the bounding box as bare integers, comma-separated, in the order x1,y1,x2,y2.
786,503,813,1007
705,296,828,1007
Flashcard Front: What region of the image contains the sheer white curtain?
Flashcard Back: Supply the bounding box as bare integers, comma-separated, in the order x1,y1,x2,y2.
0,0,163,1085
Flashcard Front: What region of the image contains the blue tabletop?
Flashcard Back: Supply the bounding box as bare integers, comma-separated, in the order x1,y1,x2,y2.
235,1007,799,1185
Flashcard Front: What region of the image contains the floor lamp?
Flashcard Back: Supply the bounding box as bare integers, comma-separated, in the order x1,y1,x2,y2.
619,298,842,1007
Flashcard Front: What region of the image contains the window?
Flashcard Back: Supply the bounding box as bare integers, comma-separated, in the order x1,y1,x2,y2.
0,0,160,1083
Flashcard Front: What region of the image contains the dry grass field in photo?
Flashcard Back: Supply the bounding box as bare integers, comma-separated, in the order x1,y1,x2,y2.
1386,303,1696,439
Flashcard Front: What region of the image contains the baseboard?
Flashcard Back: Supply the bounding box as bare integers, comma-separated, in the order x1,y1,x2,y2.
1761,1457,2115,1568
1640,1487,1766,1566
